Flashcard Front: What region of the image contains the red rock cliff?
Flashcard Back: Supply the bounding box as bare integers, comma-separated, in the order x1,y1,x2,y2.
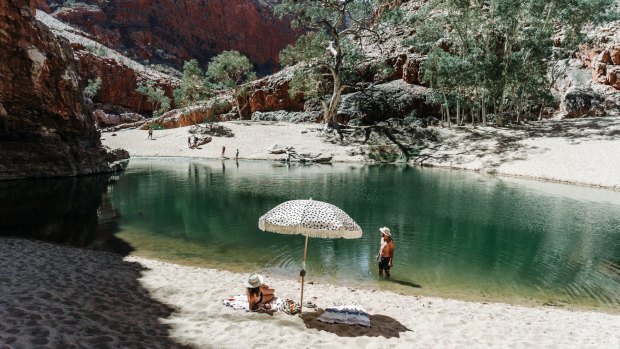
73,43,179,114
0,0,113,179
39,0,300,74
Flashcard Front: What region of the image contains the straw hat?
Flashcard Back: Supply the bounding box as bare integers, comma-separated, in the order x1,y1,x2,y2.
244,273,264,288
379,227,391,237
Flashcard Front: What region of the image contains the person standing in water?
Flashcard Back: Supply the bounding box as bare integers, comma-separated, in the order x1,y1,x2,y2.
235,148,239,160
221,145,226,158
377,227,395,279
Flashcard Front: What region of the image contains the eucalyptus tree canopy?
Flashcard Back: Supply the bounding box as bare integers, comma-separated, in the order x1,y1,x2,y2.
206,50,257,119
275,0,396,127
174,59,212,108
409,0,617,126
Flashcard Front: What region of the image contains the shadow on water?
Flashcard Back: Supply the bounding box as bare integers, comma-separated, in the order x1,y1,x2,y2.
0,174,193,347
389,279,422,288
0,174,132,255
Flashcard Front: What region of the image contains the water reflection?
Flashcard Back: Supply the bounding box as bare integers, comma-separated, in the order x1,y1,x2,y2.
107,158,620,310
2,158,619,311
0,175,131,255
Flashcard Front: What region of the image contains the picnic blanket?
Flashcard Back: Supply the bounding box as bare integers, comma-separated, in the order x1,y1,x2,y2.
223,295,284,312
317,304,371,327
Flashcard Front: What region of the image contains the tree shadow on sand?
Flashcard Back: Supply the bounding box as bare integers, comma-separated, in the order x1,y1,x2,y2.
301,310,411,338
413,117,620,172
0,238,191,349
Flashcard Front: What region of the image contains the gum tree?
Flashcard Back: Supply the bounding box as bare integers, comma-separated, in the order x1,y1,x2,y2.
409,0,616,126
275,0,392,128
206,51,256,119
173,59,211,107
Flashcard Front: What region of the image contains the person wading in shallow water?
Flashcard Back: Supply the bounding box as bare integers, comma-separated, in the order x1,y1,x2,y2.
377,227,395,279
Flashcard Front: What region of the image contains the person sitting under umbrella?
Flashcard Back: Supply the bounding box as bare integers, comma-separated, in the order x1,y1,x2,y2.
244,273,276,311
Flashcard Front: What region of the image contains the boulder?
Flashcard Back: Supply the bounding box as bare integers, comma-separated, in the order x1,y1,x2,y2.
337,80,439,124
94,110,144,128
561,87,606,118
251,111,322,123
239,66,305,119
151,100,234,129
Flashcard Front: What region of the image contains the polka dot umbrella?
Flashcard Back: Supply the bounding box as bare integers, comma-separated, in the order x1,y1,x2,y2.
258,199,362,313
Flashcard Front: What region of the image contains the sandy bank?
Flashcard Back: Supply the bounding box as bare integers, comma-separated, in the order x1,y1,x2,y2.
102,118,620,190
102,121,364,163
1,238,618,348
417,117,620,190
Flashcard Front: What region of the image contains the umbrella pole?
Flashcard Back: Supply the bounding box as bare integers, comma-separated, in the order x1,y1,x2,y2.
300,235,309,314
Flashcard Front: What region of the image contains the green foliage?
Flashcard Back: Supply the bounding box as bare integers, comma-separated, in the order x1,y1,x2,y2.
85,44,107,57
136,80,171,117
148,122,164,130
206,51,256,118
63,0,76,6
279,32,328,67
202,98,229,125
288,68,328,100
206,51,256,89
84,77,102,100
274,0,387,126
173,59,212,107
409,0,617,125
370,61,395,82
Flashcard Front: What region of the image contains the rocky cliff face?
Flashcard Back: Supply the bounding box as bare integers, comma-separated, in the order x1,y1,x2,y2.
36,11,180,115
38,0,299,74
74,43,178,114
560,20,620,118
0,0,115,180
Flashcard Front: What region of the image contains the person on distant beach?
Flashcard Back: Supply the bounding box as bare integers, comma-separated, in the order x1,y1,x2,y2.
188,136,191,148
221,146,226,158
235,148,239,160
147,127,153,140
377,227,395,279
244,273,275,311
193,136,198,148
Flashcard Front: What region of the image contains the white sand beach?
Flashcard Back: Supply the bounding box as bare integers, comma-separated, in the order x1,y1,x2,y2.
1,238,619,349
102,117,620,190
102,121,365,163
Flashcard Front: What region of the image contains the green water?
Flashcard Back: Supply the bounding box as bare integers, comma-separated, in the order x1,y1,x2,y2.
105,158,620,311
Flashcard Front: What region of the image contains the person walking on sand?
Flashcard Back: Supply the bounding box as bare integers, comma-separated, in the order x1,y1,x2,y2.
377,227,395,279
188,136,191,148
147,126,153,140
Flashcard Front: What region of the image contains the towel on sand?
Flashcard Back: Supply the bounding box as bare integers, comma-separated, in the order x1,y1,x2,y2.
223,295,284,312
317,304,371,327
